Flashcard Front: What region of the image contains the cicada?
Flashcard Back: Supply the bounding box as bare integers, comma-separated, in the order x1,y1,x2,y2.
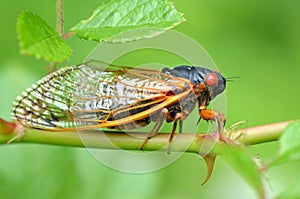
11,62,226,150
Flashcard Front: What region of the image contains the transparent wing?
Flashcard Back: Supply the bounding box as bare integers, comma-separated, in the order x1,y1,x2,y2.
11,63,191,131
12,66,80,130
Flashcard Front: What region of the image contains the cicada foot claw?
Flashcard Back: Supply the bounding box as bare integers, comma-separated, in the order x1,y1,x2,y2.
218,133,233,145
199,109,226,133
140,137,151,151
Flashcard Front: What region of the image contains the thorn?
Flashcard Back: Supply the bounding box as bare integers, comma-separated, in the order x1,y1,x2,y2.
201,154,217,185
0,118,17,135
6,123,25,144
228,120,248,131
0,118,25,144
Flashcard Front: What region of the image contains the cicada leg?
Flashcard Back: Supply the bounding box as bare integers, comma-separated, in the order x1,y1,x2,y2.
199,107,232,145
140,108,171,150
167,112,183,154
198,93,226,135
140,109,184,153
179,120,183,133
199,106,226,134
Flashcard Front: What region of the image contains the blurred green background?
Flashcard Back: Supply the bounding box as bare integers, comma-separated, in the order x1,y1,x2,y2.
1,0,300,198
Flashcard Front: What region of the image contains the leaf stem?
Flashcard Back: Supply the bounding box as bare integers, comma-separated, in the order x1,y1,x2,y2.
44,0,64,73
56,0,64,36
45,62,57,73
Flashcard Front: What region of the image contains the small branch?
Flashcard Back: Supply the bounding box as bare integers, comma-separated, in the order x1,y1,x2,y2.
56,0,64,36
236,120,297,145
45,62,57,73
0,120,298,154
62,31,74,39
45,0,64,74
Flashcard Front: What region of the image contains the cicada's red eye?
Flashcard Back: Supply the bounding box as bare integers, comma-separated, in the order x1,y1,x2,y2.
205,73,218,86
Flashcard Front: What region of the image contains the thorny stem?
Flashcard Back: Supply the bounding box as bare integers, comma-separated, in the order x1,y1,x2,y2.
0,120,298,199
0,120,298,153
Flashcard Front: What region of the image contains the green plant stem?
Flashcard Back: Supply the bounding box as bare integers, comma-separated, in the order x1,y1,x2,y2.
45,62,57,73
0,120,298,154
56,0,64,36
45,0,64,73
236,120,295,145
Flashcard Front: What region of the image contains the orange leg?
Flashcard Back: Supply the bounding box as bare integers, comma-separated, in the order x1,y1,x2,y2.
199,107,231,145
199,106,226,134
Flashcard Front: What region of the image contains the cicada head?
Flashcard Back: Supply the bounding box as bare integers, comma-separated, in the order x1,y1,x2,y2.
203,70,226,99
162,65,226,99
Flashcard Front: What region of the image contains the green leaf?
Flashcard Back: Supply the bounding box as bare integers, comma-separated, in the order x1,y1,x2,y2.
269,122,300,166
277,180,300,199
220,145,265,198
17,10,72,62
71,0,185,42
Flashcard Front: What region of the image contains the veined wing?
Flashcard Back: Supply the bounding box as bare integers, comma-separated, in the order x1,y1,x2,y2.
12,66,80,130
11,63,192,131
